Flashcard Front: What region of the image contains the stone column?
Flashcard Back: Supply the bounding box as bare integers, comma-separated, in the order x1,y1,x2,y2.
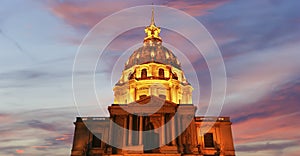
109,116,114,145
177,115,182,146
160,114,165,146
128,115,133,146
123,116,127,147
139,116,143,145
171,115,176,145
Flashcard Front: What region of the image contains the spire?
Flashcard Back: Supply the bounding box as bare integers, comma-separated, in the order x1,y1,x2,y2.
144,6,162,42
151,7,155,26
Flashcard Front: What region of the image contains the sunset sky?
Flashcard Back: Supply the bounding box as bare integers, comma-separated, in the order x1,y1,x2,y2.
1,0,300,155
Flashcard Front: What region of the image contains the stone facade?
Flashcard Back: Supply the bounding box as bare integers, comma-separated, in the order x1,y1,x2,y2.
71,96,235,156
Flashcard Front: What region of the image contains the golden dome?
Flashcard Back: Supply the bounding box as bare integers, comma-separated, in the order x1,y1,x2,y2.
114,8,193,105
124,40,181,70
124,8,181,70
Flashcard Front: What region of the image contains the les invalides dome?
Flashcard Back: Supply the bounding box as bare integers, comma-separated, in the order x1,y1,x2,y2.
70,8,236,156
113,9,193,105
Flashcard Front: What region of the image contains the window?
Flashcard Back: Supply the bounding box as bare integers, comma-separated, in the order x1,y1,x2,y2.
92,133,102,148
128,73,133,80
204,133,214,148
141,69,147,79
158,69,164,78
172,73,178,80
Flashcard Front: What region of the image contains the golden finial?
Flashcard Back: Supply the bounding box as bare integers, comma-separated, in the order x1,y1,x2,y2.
144,6,162,42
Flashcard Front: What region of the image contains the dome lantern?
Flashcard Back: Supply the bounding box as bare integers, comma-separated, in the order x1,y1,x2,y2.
144,7,162,42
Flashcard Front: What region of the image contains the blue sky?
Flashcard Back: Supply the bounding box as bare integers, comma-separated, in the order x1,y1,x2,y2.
0,0,300,155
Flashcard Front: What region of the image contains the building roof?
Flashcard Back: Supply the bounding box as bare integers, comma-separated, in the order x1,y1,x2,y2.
124,8,181,70
124,40,181,70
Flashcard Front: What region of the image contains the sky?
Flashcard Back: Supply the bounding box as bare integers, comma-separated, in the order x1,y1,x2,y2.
0,0,300,155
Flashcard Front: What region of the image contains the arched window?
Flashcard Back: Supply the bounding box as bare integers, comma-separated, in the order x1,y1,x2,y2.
141,69,147,79
128,73,132,80
173,73,178,80
159,69,164,78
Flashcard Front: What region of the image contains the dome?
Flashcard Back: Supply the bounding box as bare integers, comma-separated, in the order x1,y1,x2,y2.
125,40,181,70
113,8,193,105
124,8,181,70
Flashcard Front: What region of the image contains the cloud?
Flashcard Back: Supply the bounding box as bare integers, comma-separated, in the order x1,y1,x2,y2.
0,68,71,97
223,42,300,107
201,0,300,59
46,0,230,32
16,149,24,154
166,0,230,17
221,78,300,155
25,120,56,131
0,70,48,81
0,107,75,155
236,140,299,152
47,0,136,31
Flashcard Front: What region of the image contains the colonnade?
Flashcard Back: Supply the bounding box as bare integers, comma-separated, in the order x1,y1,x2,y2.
119,114,177,147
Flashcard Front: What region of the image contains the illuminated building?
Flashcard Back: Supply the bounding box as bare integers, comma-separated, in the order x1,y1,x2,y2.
71,9,235,156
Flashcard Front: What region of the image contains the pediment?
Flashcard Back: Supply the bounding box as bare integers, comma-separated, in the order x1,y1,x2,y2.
128,95,178,108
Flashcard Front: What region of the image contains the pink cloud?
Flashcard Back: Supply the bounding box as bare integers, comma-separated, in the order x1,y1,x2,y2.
47,1,135,29
16,149,24,154
166,0,230,16
0,108,74,155
224,79,300,155
233,112,300,144
47,0,230,30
